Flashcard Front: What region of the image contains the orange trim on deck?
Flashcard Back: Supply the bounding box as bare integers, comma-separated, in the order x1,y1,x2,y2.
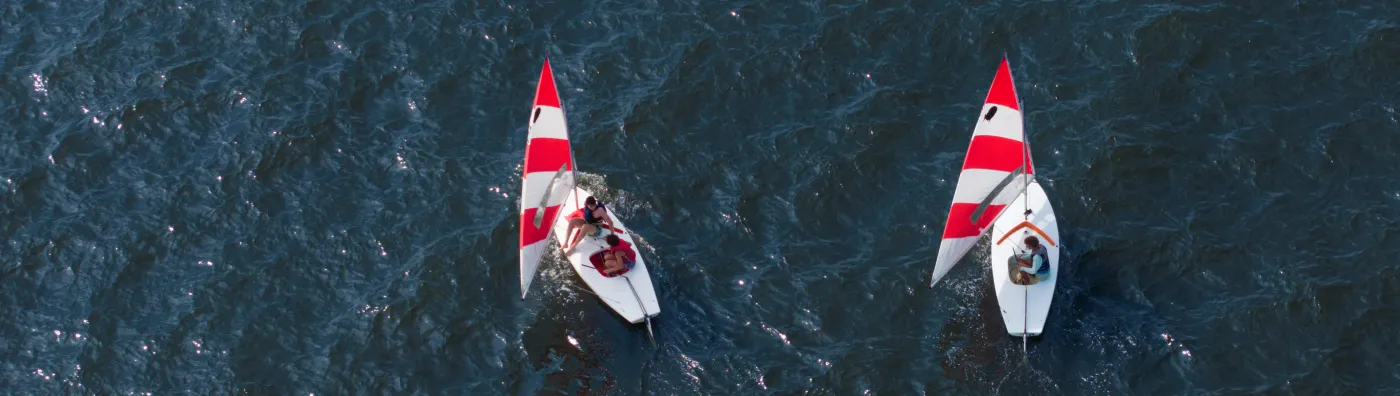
995,221,1056,247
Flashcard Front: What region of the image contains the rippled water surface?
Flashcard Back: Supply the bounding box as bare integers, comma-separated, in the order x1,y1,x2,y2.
3,0,1400,394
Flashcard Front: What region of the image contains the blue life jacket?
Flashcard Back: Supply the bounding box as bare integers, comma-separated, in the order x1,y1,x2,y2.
584,202,607,224
1032,245,1050,275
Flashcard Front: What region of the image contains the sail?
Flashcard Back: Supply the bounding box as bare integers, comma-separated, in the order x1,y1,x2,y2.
930,58,1035,287
520,58,576,299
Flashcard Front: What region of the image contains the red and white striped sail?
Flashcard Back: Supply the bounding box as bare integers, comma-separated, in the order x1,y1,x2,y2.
930,58,1035,287
520,59,577,298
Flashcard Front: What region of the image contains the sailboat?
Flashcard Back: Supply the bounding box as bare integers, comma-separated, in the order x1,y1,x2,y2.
930,58,1061,339
518,58,661,337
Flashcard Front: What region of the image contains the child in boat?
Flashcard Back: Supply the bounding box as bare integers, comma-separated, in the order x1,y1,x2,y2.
562,197,615,253
1012,236,1050,285
601,234,636,276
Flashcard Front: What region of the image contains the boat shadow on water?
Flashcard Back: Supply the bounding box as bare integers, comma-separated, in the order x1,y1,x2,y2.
519,307,616,395
933,271,1060,394
519,262,657,394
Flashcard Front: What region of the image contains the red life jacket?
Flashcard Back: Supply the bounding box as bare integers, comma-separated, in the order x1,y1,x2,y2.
588,240,636,277
611,240,636,263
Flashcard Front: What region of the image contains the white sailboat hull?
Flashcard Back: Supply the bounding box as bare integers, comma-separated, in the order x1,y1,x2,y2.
989,181,1059,337
551,187,661,324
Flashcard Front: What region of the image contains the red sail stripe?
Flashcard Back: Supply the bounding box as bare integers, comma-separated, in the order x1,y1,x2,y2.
522,137,573,175
534,59,561,108
1024,142,1035,175
961,135,1029,173
520,205,564,247
985,59,1019,110
942,202,1007,239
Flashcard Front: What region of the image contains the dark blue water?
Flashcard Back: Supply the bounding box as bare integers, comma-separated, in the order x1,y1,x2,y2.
4,0,1400,394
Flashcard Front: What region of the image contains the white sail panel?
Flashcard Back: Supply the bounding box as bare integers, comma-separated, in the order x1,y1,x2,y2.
520,59,574,298
931,58,1032,287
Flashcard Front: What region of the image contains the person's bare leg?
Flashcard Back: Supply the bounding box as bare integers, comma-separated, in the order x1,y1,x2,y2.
561,218,585,250
566,224,596,253
601,252,620,274
604,259,619,275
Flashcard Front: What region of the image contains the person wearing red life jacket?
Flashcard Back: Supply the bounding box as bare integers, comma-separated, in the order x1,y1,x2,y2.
600,234,636,276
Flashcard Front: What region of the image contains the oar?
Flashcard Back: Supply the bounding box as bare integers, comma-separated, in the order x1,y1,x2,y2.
1014,243,1030,366
623,275,657,347
1023,285,1029,365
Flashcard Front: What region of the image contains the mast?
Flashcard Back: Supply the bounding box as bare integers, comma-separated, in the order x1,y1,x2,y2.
1010,55,1030,360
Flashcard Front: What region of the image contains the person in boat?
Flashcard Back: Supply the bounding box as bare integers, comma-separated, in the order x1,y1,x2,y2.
563,196,615,252
1012,236,1051,285
600,234,636,276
